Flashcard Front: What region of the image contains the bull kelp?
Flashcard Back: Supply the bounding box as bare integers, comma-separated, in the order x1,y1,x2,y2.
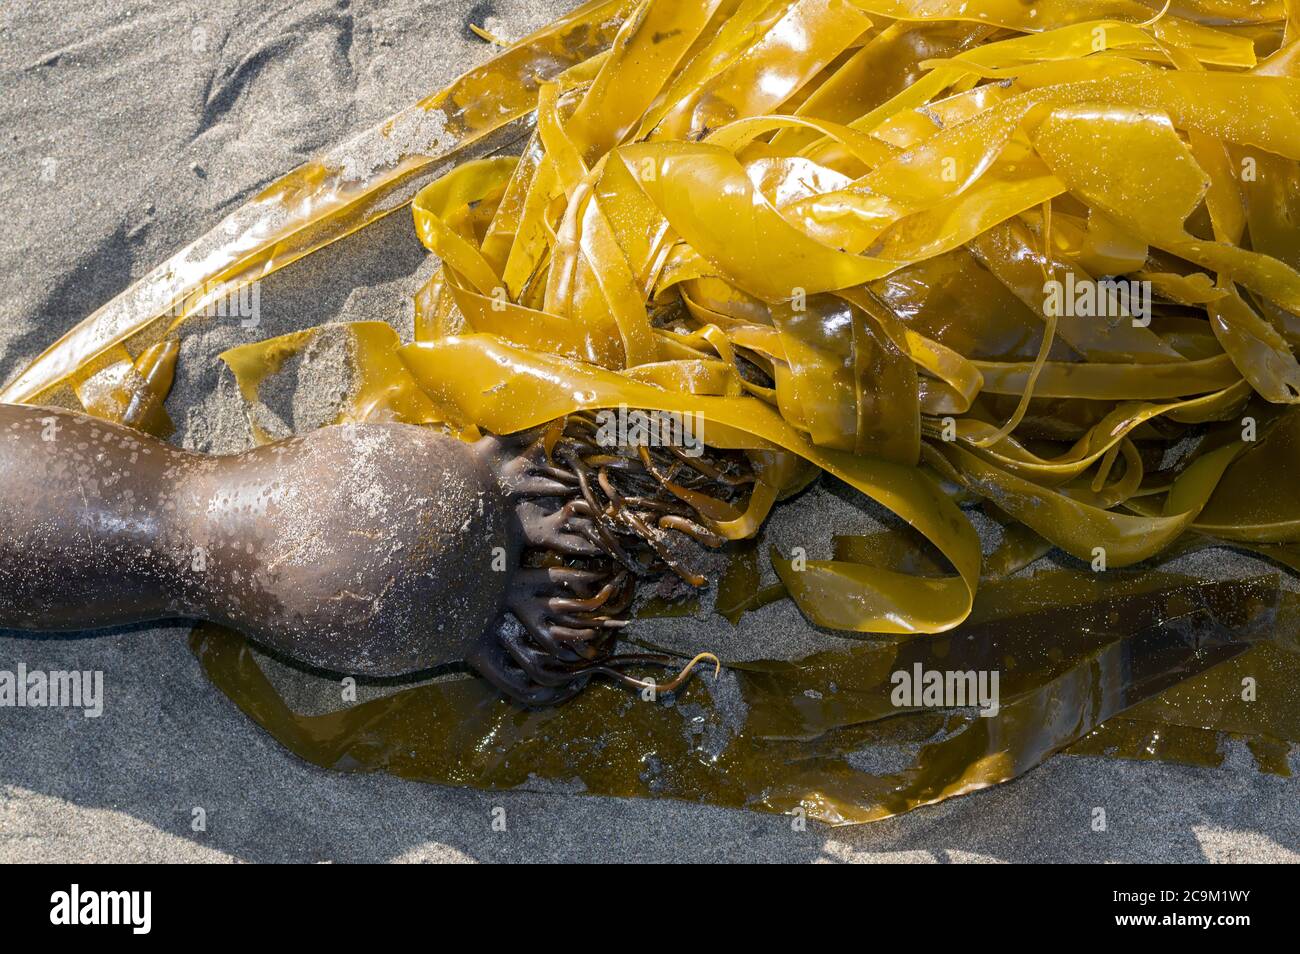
10,0,1300,822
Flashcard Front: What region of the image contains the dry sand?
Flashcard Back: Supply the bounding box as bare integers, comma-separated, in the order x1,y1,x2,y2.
1,0,1297,862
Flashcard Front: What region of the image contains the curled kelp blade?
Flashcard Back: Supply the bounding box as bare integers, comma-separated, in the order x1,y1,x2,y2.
216,322,462,442
384,2,1300,631
71,338,179,438
189,568,1284,825
398,333,983,635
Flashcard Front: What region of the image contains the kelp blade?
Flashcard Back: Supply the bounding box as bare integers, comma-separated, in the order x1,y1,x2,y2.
190,567,1292,825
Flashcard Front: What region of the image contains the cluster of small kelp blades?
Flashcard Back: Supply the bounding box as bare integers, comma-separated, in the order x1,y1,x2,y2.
10,0,1300,822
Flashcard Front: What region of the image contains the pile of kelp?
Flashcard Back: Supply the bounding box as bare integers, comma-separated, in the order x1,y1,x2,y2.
9,0,1300,822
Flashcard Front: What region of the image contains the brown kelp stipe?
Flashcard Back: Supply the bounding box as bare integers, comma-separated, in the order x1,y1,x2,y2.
0,403,737,707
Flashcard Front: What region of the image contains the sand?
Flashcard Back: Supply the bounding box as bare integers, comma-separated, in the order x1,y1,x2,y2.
1,0,1297,863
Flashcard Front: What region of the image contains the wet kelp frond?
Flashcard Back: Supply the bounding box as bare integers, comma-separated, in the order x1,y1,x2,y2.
15,0,1300,637
14,0,1300,821
190,569,1299,825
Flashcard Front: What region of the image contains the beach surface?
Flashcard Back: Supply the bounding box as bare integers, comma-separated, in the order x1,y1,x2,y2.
1,0,1297,862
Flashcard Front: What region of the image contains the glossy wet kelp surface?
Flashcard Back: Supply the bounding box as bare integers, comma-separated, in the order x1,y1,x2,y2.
191,561,1298,824
16,0,1300,650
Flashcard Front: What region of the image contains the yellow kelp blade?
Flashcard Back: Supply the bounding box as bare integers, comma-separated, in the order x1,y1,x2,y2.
189,569,1282,825
219,322,455,442
0,0,635,407
72,339,179,438
398,334,981,635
